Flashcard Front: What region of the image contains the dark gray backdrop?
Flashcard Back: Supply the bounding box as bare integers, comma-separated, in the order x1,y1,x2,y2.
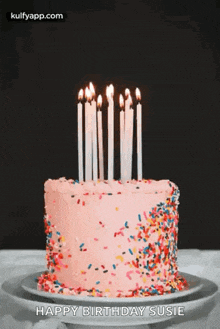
0,0,219,249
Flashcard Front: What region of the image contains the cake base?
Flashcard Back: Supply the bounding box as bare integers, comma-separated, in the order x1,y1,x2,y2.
22,271,200,302
2,272,218,328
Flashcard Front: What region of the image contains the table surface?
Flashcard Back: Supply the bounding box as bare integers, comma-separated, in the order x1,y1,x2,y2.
0,249,219,329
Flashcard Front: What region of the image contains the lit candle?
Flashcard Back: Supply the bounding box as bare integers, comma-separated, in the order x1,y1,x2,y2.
119,94,125,182
85,87,92,181
127,95,134,181
107,84,114,182
123,92,133,182
90,82,98,182
125,88,130,109
78,89,84,182
136,88,142,181
124,88,130,124
97,95,104,181
123,89,131,182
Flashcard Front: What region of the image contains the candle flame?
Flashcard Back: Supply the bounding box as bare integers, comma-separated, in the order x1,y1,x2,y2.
135,88,141,101
85,87,92,101
125,88,130,97
128,94,132,106
106,86,109,98
109,84,114,96
89,82,95,97
97,95,102,107
119,94,124,108
106,85,114,99
78,89,83,100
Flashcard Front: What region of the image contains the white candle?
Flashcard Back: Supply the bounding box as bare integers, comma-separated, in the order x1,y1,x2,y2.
77,89,84,182
124,88,130,125
90,82,98,182
124,92,133,182
97,95,104,181
129,109,134,181
119,94,125,182
124,111,132,182
85,87,92,181
123,89,131,182
107,84,114,182
127,107,134,181
136,88,142,181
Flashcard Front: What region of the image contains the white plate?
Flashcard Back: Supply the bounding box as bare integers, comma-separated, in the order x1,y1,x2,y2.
1,272,218,326
21,271,203,304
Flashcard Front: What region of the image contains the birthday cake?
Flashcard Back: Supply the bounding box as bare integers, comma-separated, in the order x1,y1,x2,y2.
37,177,188,297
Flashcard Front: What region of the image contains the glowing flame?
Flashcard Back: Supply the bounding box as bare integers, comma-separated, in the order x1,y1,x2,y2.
106,84,114,98
89,82,95,97
135,88,141,101
119,94,124,108
109,84,114,96
125,88,130,98
85,87,92,101
128,94,132,106
78,89,83,100
106,86,110,98
97,95,102,107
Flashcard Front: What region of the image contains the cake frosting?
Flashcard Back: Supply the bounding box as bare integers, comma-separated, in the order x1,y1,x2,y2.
37,178,188,297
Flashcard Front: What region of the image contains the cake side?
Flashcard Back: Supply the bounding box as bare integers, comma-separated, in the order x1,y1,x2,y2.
38,178,188,297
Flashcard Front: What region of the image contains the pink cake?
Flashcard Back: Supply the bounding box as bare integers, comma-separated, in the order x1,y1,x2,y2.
37,177,188,297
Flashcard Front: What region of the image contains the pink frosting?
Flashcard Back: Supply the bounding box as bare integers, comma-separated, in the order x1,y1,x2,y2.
42,178,181,297
44,177,177,196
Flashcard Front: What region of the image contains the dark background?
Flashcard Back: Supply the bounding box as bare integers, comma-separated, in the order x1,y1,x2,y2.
0,0,219,250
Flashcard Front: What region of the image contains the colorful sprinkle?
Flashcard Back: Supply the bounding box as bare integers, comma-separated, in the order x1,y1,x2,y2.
116,255,124,262
126,270,133,280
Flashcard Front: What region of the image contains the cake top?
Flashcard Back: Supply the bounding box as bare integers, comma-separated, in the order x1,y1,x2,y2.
44,178,179,198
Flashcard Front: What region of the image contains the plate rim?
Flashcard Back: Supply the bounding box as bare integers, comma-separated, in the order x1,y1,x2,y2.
1,272,218,325
21,271,203,303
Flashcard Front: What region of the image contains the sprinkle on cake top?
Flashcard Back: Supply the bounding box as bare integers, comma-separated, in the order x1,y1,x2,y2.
44,178,178,197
